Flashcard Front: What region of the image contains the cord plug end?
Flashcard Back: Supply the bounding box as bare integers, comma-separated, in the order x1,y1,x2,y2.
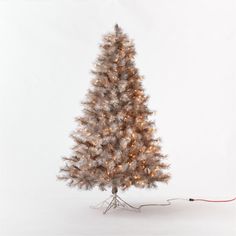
189,198,195,201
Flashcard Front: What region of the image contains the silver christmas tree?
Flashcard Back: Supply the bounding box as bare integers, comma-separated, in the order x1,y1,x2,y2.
58,25,170,212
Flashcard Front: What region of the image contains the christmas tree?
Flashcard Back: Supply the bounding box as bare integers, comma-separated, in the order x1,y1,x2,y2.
58,25,170,207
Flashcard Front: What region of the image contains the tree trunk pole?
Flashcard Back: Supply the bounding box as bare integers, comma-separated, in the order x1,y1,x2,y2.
112,186,118,194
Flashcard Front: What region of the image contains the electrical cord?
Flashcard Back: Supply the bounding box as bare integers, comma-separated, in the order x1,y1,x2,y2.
91,195,236,213
137,198,188,209
188,196,236,203
136,196,236,210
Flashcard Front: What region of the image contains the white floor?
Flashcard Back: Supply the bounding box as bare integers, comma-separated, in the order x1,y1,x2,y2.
1,188,235,236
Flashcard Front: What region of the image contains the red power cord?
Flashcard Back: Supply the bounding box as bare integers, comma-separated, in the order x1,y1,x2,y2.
189,197,236,203
136,196,236,210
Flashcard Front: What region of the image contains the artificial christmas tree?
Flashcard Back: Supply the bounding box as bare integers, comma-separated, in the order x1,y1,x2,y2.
58,24,170,213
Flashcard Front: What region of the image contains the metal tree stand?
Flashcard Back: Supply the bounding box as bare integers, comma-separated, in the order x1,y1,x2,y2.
91,186,140,214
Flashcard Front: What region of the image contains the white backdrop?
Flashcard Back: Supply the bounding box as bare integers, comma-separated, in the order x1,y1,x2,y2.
0,1,235,235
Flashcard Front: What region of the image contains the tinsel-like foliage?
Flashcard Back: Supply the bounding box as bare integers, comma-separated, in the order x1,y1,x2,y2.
58,24,170,191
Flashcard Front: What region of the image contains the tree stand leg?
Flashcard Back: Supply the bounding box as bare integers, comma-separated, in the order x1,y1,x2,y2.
91,186,140,214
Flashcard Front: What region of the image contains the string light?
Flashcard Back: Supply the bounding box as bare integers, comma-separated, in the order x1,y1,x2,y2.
134,175,140,180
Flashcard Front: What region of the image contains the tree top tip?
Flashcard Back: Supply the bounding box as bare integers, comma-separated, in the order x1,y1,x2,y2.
114,24,122,35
